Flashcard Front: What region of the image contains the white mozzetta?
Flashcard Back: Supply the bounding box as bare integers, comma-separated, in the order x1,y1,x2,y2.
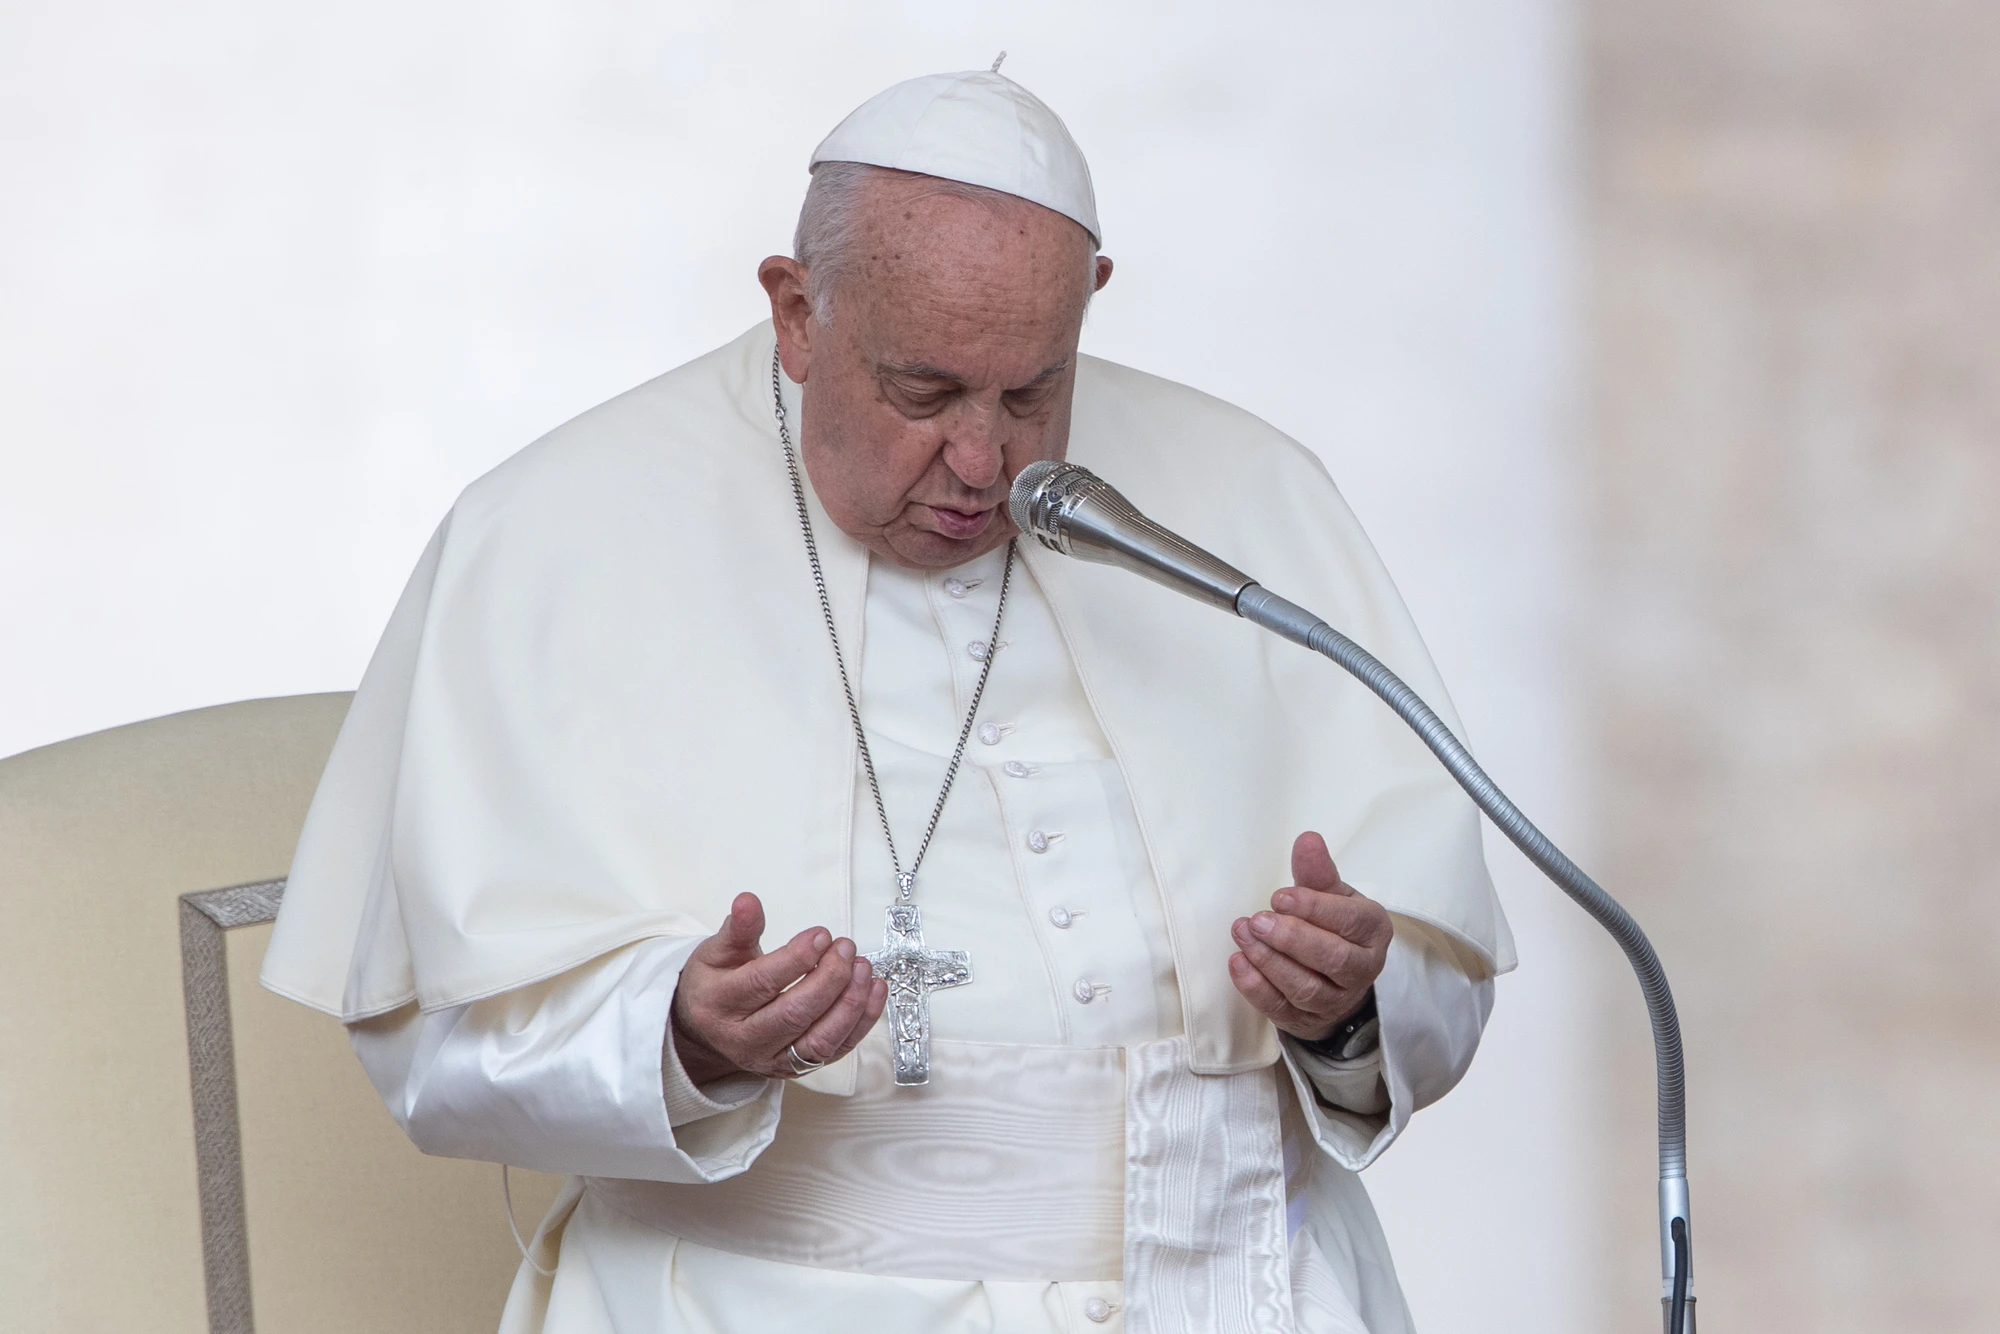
350,482,1493,1331
262,323,1513,1082
286,322,1512,1330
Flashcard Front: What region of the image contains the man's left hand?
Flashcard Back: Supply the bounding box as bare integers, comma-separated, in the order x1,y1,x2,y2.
1228,831,1393,1044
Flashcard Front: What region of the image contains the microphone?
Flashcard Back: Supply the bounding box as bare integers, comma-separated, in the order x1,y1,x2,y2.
1008,458,1697,1334
1008,458,1254,613
1007,458,1382,648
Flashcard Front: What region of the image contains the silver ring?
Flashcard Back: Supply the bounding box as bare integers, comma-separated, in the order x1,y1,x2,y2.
787,1044,825,1076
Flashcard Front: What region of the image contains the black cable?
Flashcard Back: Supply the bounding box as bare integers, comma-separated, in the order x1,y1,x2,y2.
1669,1216,1689,1334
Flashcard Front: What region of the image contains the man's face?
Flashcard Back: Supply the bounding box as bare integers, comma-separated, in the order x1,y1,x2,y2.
761,175,1111,570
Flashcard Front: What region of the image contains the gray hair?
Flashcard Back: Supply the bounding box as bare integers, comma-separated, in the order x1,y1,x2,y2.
792,161,1099,326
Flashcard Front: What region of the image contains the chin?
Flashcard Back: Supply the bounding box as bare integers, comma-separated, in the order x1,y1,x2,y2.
891,528,1003,571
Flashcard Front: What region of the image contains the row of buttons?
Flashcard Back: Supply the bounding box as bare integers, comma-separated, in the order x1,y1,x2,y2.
1014,765,1096,1000
946,568,1109,1022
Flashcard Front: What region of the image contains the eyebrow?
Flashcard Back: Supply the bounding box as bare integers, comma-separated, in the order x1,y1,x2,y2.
879,359,1071,389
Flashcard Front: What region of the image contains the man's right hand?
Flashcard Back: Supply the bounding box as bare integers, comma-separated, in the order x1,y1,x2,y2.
671,892,887,1085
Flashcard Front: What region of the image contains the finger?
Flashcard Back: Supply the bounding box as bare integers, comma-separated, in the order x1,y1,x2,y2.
838,978,890,1055
740,935,858,1045
692,893,768,968
1227,951,1316,1031
1270,886,1395,951
1290,831,1348,896
818,972,889,1066
713,926,833,1012
790,958,883,1065
819,977,890,1068
1233,917,1348,1014
1242,910,1366,989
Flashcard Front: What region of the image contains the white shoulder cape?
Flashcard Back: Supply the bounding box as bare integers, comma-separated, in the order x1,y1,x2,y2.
261,322,1514,1082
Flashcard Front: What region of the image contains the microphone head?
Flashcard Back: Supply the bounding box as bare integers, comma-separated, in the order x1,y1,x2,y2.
1008,458,1095,550
1007,458,1066,537
1006,456,1257,612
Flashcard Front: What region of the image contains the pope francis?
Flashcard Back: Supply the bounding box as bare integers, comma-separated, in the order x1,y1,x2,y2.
261,66,1515,1334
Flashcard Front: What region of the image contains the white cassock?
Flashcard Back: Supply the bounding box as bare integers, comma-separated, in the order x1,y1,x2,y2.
262,323,1516,1334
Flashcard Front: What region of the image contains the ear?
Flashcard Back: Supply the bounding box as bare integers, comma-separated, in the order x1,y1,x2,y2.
1092,254,1115,292
758,255,817,383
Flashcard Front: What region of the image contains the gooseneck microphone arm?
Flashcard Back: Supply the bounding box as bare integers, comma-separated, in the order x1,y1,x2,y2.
1010,460,1695,1334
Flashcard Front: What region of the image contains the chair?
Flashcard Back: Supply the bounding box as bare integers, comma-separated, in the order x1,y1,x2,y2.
0,695,563,1333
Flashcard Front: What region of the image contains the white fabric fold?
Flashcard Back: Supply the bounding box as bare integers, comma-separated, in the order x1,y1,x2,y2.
355,927,1473,1332
592,1031,1127,1282
485,1036,1411,1334
351,937,779,1184
1284,1040,1389,1120
1123,1036,1297,1333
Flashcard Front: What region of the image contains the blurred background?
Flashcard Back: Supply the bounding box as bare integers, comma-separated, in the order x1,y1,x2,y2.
1,2,1993,1330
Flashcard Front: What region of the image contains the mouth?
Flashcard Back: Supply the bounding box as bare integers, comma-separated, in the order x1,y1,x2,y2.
927,504,997,541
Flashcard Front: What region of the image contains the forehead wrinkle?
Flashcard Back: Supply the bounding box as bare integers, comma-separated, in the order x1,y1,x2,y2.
879,360,963,382
878,357,1072,390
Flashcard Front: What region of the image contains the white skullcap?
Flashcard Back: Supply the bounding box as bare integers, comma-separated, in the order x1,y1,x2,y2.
810,66,1101,245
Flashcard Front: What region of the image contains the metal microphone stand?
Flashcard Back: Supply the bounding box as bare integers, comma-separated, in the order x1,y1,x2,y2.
1236,585,1693,1334
1013,461,1695,1334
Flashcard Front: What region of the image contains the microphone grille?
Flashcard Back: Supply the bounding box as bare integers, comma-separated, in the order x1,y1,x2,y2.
1007,458,1070,536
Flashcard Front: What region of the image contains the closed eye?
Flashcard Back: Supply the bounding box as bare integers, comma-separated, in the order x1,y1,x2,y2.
1003,381,1061,416
875,360,1069,417
882,376,960,417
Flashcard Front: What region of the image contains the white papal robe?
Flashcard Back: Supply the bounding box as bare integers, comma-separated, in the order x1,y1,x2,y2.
262,322,1515,1333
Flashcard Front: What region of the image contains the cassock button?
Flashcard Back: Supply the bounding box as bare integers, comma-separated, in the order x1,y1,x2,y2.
1049,906,1074,928
1084,1298,1113,1322
1003,760,1035,778
1073,979,1098,1004
944,578,973,598
978,723,1003,745
968,640,990,661
1027,830,1051,853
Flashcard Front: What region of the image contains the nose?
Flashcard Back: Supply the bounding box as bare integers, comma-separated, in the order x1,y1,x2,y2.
941,401,1007,492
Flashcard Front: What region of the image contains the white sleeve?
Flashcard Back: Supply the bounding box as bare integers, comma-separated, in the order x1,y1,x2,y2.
347,936,782,1184
1278,915,1495,1170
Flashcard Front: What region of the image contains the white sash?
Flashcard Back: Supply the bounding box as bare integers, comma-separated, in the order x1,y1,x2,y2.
583,1035,1297,1332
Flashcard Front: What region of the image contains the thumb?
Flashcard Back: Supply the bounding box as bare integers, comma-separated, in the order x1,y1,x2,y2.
1291,830,1347,895
696,892,767,966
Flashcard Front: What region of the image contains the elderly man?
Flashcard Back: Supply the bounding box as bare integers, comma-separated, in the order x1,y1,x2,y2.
263,66,1513,1334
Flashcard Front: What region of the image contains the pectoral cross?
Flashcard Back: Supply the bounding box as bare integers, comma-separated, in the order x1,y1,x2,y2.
864,903,970,1086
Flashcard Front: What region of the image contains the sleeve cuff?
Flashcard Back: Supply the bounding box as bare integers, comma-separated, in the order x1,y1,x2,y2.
1279,1037,1394,1169
661,1017,774,1128
1276,916,1494,1171
1285,1036,1390,1117
390,935,785,1184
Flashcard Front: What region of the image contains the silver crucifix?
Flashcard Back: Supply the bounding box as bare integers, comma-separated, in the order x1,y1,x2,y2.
863,904,970,1086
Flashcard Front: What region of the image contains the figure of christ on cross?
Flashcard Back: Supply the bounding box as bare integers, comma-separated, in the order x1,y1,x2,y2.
863,904,971,1086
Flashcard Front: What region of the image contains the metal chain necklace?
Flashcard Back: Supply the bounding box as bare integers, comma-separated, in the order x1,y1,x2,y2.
771,346,1014,1085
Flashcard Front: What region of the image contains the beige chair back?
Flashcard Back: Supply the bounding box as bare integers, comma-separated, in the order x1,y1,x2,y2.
0,695,562,1333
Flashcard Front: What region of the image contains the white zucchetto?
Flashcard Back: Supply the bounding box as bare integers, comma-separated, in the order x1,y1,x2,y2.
810,66,1101,245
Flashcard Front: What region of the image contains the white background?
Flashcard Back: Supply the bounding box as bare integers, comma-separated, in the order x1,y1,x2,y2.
0,3,1605,1328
